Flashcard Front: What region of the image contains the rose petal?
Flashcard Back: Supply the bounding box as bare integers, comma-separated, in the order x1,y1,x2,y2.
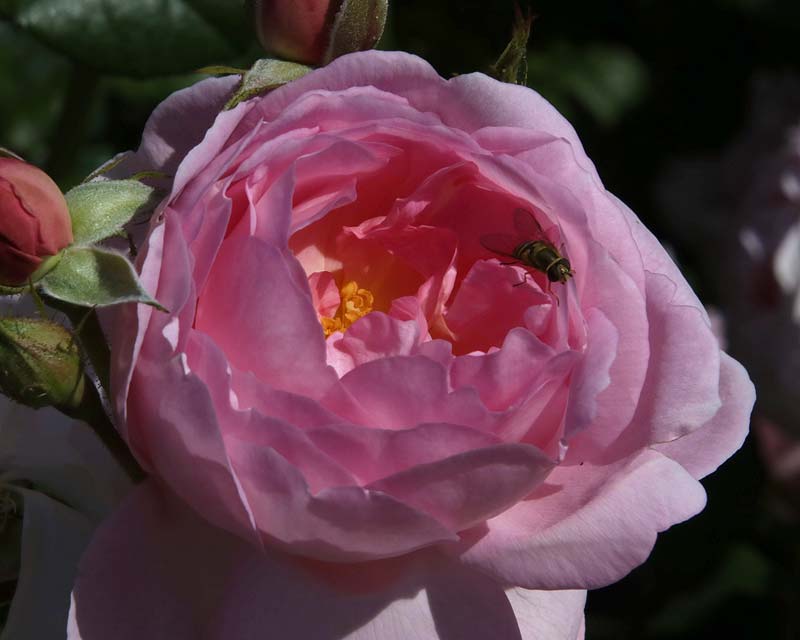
260,52,585,147
106,75,240,180
455,449,706,589
654,352,754,479
368,443,555,532
323,355,494,431
125,350,260,546
328,311,422,374
445,260,551,354
306,421,503,485
69,482,587,640
563,308,618,439
223,435,457,560
623,271,722,447
195,234,335,397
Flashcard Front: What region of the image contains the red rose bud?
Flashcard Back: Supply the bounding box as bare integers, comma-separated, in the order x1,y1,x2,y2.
0,158,73,287
252,0,388,66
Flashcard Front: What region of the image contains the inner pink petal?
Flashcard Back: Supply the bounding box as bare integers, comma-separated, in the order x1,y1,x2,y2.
444,260,551,354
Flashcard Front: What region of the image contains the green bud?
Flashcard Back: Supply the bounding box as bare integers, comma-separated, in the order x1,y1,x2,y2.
326,0,388,63
489,6,534,85
0,317,85,412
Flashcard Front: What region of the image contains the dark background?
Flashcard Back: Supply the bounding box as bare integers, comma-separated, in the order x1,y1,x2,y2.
2,1,798,637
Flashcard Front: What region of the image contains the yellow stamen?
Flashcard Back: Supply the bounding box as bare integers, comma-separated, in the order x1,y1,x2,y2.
320,280,375,337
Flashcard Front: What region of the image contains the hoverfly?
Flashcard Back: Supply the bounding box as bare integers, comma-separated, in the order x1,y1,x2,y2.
480,208,574,290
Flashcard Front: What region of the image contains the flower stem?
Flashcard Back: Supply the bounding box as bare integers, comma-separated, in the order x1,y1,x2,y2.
47,298,144,483
45,64,99,185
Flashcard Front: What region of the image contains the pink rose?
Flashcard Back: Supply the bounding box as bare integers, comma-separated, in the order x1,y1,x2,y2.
0,158,72,286
70,51,754,638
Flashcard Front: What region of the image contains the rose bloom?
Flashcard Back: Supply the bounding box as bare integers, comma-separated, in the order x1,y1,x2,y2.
69,52,754,639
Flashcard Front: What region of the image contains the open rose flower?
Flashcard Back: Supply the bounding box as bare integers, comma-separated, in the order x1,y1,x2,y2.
69,51,754,639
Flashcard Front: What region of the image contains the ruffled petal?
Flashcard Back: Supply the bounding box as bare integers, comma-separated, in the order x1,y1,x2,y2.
654,352,754,479
195,234,335,398
69,483,586,640
455,449,706,590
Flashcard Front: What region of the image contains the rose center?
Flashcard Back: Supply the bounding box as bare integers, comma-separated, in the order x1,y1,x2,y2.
319,280,375,337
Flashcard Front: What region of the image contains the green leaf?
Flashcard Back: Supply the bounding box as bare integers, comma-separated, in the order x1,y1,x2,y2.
39,247,166,311
225,58,312,109
527,43,649,127
0,0,255,77
66,179,160,245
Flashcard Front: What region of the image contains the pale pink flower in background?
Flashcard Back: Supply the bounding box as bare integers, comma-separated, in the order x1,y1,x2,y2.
0,396,130,640
68,51,753,639
755,418,800,521
658,74,800,437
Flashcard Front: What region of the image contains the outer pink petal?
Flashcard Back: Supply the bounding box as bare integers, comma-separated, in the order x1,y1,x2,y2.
106,76,241,179
125,350,259,546
223,436,457,561
654,352,754,479
258,51,585,147
69,483,586,640
620,272,721,448
454,449,707,590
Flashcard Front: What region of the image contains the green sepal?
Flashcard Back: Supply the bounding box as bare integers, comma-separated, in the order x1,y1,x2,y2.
66,179,160,245
81,154,126,183
0,255,64,297
196,65,248,76
489,6,534,85
39,247,166,311
0,317,85,411
225,59,312,110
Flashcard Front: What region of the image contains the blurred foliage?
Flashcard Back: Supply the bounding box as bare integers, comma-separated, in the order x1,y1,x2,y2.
0,0,256,76
1,0,799,638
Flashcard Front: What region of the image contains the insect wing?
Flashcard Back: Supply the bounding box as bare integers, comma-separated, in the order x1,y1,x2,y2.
480,233,519,258
512,208,546,240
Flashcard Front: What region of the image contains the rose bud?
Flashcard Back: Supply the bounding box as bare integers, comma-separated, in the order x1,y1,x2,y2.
0,158,73,287
0,317,85,412
251,0,388,65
